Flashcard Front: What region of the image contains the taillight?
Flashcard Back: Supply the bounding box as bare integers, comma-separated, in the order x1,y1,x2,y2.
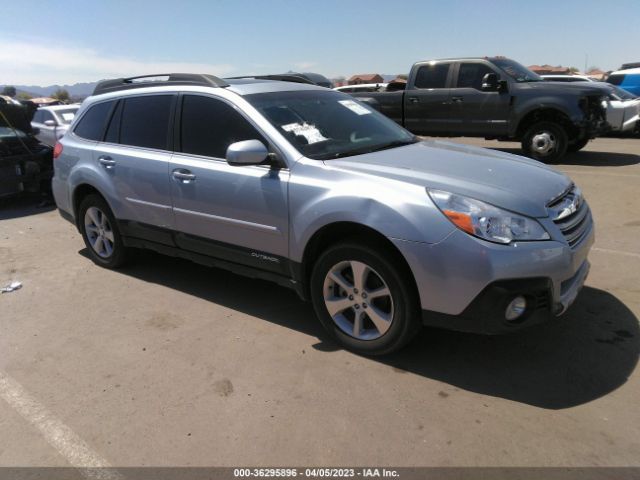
53,142,63,159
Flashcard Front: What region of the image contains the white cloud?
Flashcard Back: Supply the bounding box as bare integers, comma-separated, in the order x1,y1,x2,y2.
294,61,317,71
0,39,235,86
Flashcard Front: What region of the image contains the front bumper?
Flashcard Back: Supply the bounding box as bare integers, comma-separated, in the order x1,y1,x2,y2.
392,223,594,334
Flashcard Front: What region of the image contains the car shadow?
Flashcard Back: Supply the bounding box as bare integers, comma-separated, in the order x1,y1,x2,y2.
90,248,639,411
0,194,55,220
491,147,640,167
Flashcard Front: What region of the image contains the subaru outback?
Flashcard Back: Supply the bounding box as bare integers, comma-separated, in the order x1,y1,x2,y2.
52,74,594,355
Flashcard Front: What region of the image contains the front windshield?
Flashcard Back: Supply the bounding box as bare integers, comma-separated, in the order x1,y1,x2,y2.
54,108,79,125
608,85,637,101
245,90,417,160
492,58,543,83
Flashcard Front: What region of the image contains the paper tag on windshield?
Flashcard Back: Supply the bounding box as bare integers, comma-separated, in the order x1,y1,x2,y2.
61,113,75,122
281,122,328,144
338,100,371,115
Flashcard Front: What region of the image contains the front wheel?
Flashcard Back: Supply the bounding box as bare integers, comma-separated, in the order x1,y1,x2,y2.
521,121,568,163
310,241,421,355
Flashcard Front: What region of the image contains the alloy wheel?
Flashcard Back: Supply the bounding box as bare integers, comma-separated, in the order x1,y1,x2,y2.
84,206,115,258
323,260,394,340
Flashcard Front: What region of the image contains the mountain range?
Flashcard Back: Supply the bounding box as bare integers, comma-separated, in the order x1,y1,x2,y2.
1,82,99,99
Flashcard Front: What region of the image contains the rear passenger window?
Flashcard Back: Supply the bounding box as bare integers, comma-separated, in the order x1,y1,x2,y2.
74,101,114,141
456,63,497,90
119,95,173,150
180,95,266,158
414,64,450,89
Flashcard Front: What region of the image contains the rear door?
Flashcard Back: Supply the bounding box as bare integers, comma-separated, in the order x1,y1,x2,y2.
91,94,175,231
450,61,510,135
403,62,454,135
169,93,289,274
32,109,57,146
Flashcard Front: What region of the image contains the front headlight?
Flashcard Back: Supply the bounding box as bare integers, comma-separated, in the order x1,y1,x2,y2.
427,189,550,244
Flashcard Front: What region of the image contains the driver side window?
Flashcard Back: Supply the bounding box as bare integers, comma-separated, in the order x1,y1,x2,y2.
457,63,497,90
180,95,266,159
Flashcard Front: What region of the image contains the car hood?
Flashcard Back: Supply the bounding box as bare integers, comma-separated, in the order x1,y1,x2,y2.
525,81,610,96
327,140,572,218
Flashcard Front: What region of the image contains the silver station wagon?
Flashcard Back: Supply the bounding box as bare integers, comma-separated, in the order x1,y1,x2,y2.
52,74,594,355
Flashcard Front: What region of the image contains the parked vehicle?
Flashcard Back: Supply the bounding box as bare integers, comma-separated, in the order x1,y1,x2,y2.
52,74,594,355
607,67,640,96
620,62,640,71
603,85,640,134
540,77,639,134
349,57,610,161
334,83,388,93
31,104,80,146
541,75,595,83
0,99,53,198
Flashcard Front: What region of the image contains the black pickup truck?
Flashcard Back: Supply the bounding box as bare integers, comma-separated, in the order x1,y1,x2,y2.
350,57,609,161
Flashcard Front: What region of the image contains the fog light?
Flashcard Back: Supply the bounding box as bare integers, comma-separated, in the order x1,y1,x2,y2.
505,296,527,321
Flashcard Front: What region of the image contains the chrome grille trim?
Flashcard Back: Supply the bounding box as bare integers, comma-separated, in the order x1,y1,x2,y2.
550,186,593,248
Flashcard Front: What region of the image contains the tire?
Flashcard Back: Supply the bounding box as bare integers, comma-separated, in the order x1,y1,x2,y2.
521,121,568,163
567,137,590,153
78,194,128,268
310,241,421,356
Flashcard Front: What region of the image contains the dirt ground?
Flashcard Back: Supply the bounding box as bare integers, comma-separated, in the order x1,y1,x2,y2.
0,137,638,469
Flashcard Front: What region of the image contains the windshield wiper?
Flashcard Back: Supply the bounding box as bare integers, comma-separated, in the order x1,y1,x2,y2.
321,138,418,160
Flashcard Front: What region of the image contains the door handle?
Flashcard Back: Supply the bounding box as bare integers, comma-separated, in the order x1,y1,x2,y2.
172,169,196,182
408,97,419,103
98,156,116,168
451,96,464,103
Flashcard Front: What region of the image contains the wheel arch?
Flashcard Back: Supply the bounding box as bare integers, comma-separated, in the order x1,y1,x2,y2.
296,221,419,302
71,183,110,230
515,107,578,140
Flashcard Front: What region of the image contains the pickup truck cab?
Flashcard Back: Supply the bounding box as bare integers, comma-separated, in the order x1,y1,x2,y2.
351,57,610,161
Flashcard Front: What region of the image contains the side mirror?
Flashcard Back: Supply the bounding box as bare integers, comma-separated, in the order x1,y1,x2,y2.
481,73,499,91
44,119,57,127
226,140,269,166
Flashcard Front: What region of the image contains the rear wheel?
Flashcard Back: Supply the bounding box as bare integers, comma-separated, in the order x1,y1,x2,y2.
310,241,421,355
521,121,568,162
79,194,128,268
567,137,590,153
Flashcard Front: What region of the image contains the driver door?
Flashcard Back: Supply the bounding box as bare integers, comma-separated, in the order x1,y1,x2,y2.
170,94,290,273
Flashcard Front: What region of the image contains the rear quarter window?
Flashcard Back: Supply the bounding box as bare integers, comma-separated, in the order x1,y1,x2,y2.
73,101,114,141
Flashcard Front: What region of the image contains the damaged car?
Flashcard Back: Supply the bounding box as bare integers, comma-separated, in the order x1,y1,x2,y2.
0,98,53,199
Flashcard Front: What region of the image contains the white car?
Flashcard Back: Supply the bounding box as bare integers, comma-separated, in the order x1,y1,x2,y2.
604,85,640,134
334,83,389,93
542,77,639,134
31,104,80,146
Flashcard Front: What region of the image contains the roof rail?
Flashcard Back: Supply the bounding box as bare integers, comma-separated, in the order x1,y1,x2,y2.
92,73,229,96
226,74,316,85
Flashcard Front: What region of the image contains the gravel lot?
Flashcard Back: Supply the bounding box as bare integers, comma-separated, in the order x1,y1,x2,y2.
0,137,638,469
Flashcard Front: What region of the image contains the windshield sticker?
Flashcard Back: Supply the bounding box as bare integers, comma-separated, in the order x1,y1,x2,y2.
282,122,328,144
61,113,75,122
338,100,371,115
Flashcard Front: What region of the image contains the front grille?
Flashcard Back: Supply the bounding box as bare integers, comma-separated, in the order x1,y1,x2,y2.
549,186,592,248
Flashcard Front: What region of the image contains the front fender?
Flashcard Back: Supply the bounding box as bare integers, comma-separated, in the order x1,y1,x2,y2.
287,159,455,262
511,97,582,136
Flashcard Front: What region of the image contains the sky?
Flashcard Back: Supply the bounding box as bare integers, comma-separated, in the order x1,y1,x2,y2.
1,0,638,86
